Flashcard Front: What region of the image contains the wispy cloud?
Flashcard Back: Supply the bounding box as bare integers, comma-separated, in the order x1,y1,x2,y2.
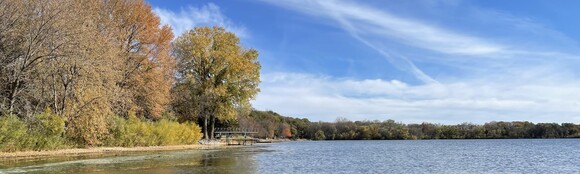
261,0,580,83
262,0,507,55
153,3,247,38
262,0,509,83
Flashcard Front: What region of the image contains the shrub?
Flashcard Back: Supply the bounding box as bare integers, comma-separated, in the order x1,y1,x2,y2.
154,120,180,145
0,110,68,152
0,115,28,152
105,115,202,147
29,109,67,150
2,111,203,152
175,122,202,145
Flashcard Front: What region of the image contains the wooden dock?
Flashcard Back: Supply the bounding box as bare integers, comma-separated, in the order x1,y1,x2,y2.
214,128,259,145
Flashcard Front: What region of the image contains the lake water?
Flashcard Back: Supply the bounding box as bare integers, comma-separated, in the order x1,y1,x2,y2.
1,139,579,174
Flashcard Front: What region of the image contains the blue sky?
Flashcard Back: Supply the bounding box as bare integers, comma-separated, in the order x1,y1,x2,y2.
148,0,580,124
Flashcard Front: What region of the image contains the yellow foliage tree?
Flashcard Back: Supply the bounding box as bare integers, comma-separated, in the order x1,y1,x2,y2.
173,26,261,139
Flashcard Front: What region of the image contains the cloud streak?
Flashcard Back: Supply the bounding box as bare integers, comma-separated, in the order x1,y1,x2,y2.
153,3,247,38
262,0,580,83
262,0,509,83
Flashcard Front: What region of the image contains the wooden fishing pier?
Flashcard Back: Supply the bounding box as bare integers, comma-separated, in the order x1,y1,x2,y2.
214,128,259,145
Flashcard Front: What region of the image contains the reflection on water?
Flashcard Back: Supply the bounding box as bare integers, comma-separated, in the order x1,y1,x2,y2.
0,147,266,174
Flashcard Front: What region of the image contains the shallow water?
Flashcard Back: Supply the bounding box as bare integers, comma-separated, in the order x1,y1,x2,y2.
1,139,580,174
0,148,263,174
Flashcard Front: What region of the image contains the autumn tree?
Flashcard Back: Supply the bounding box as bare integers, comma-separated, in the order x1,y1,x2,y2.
280,123,292,138
173,26,261,139
0,0,114,145
99,0,175,120
0,0,75,117
62,0,175,144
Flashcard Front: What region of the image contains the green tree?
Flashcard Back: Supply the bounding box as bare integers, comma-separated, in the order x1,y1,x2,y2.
314,130,326,140
173,26,261,139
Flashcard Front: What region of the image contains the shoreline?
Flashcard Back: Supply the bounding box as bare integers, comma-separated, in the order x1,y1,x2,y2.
0,143,232,159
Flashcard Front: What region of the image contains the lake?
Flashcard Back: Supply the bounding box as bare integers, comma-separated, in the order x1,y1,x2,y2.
1,139,579,174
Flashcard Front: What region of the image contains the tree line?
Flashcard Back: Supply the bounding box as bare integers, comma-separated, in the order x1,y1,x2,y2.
243,111,580,140
0,0,259,152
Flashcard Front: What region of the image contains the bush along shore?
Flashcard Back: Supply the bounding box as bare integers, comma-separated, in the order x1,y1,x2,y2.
0,110,203,153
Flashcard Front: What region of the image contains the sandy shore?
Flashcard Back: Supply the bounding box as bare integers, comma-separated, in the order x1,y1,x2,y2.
0,143,231,159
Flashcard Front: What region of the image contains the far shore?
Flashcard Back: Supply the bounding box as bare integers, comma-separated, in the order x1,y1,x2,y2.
0,143,233,159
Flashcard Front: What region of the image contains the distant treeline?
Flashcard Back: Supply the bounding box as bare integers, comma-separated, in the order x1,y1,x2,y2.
243,110,580,140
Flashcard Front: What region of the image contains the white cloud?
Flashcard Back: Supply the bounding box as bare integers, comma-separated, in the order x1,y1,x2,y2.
252,72,580,124
153,3,247,38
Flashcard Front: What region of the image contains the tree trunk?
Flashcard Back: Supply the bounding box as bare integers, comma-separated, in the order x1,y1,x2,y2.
210,115,216,139
8,79,20,116
52,74,59,113
203,115,209,140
